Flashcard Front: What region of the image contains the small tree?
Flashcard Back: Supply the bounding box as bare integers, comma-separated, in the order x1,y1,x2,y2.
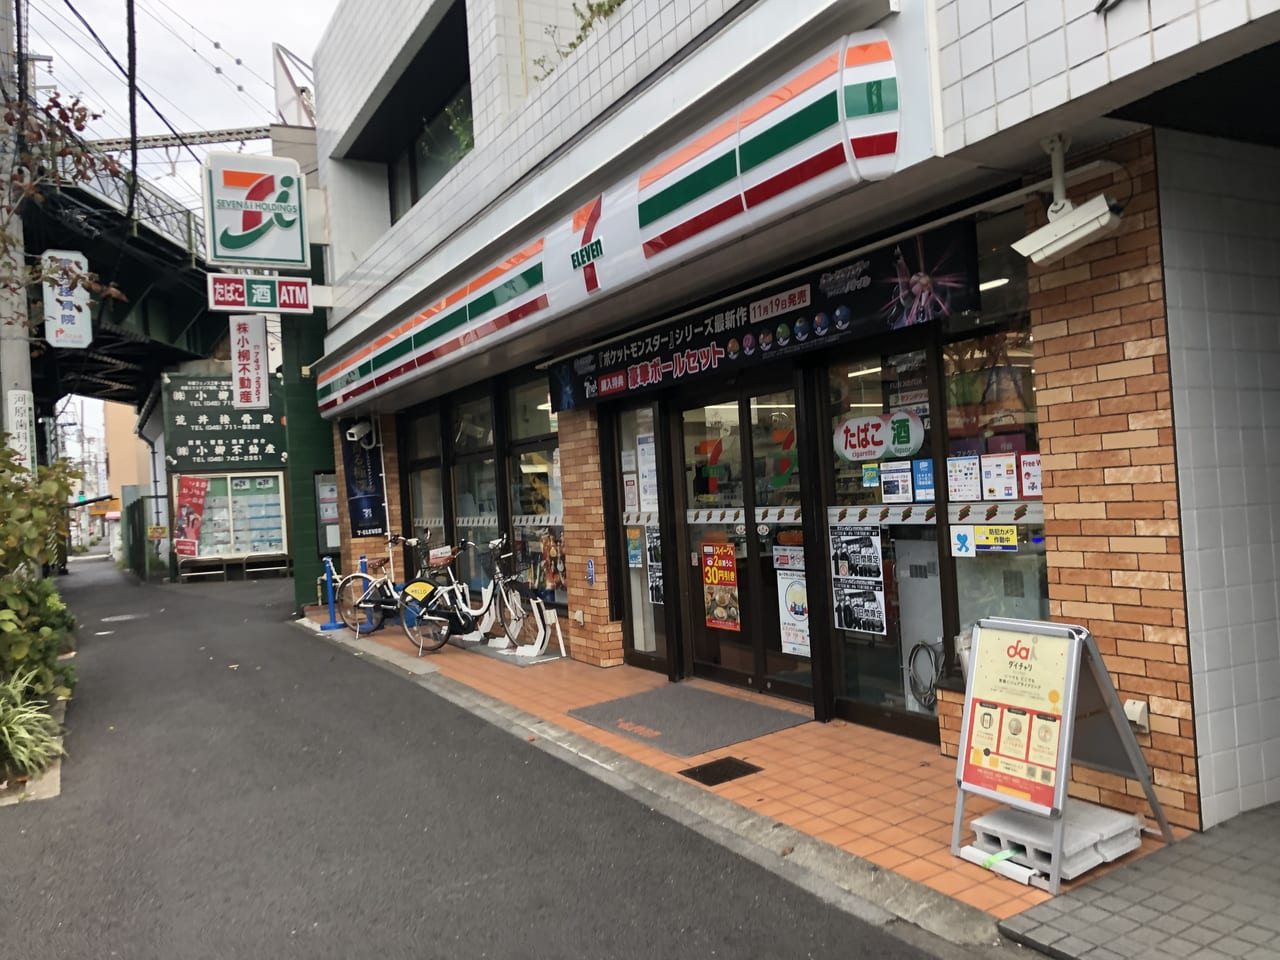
0,91,127,337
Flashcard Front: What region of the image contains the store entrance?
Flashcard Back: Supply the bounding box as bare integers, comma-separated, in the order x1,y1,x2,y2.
678,388,813,702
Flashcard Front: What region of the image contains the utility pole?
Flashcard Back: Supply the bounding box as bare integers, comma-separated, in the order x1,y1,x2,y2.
0,0,35,471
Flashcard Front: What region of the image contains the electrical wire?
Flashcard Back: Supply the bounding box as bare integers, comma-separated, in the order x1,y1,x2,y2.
32,0,207,135
143,0,274,88
28,27,127,130
59,0,201,164
133,0,276,118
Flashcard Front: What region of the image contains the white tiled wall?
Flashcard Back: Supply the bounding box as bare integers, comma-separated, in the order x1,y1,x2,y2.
1159,129,1280,828
936,0,1280,154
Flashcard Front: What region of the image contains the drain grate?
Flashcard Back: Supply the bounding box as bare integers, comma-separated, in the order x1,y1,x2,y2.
678,756,762,786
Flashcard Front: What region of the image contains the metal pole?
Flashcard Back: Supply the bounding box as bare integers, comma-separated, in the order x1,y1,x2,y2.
0,0,35,469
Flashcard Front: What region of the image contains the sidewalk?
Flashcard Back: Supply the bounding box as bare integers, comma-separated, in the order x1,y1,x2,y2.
297,609,1173,948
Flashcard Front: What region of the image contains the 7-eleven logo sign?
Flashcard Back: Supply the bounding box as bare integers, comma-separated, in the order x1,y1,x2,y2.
570,195,604,294
203,152,310,269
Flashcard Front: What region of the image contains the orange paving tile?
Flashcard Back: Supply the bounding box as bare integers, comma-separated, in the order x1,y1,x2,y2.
305,612,1161,920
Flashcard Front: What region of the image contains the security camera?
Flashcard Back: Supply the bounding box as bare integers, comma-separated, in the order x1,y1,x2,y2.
1011,193,1122,265
345,421,373,444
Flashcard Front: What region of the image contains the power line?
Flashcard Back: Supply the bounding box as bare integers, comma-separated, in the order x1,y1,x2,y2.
30,0,207,133
133,0,276,118
28,27,127,133
141,0,274,88
59,0,201,164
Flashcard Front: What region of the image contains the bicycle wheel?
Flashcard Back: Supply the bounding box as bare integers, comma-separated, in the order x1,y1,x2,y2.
399,578,451,653
498,584,542,648
336,573,385,635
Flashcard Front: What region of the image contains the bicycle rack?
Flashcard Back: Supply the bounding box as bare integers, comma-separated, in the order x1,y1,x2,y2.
514,596,567,660
319,556,346,632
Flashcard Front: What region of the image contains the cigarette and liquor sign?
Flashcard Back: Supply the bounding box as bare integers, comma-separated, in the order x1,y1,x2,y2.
202,153,310,269
207,274,312,314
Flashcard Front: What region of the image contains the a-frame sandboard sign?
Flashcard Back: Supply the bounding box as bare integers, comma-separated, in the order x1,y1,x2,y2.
951,617,1175,894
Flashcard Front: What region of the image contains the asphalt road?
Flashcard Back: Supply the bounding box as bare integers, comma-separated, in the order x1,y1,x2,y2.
0,559,944,960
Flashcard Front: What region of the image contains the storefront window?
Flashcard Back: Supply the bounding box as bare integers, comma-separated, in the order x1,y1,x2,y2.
509,448,566,604
509,378,557,441
405,410,442,461
618,405,667,660
408,466,446,552
829,350,942,715
944,318,1048,629
454,457,498,589
453,397,493,454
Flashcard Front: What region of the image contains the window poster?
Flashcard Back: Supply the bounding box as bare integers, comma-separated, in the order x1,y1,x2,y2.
827,514,886,635
880,460,913,503
912,459,935,502
981,453,1019,500
778,571,809,657
637,433,660,512
627,527,643,567
947,456,981,501
1019,452,1042,499
960,625,1072,812
645,525,664,604
174,475,210,557
702,542,740,631
623,473,639,512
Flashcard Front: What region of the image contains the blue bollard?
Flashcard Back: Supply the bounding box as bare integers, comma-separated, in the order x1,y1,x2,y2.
320,556,345,631
358,554,377,631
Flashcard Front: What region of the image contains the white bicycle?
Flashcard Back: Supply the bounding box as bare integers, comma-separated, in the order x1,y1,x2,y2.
423,533,542,651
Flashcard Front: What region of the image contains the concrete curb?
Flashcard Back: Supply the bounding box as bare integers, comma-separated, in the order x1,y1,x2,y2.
291,616,1009,954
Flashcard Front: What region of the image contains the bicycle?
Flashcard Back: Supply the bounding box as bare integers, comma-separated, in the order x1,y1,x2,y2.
426,533,541,650
335,533,474,653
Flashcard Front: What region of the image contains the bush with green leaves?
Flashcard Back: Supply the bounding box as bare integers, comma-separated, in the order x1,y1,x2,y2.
0,439,79,696
0,668,64,779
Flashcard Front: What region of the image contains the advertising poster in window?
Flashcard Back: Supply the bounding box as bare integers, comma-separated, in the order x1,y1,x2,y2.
636,434,660,512
879,460,913,503
702,542,740,631
827,516,886,635
340,418,387,538
645,525,664,604
174,476,210,557
626,527,643,567
960,626,1072,811
774,545,809,657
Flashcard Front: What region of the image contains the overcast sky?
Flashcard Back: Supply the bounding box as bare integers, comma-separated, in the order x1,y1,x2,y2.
28,0,340,211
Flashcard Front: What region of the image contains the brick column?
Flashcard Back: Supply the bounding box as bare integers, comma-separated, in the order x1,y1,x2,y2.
1030,132,1198,829
332,415,404,575
558,406,625,666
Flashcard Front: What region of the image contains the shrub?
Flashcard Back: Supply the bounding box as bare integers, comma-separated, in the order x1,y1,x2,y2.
0,668,63,779
0,439,79,697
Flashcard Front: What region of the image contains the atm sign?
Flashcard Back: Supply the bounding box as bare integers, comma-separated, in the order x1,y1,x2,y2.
207,273,313,314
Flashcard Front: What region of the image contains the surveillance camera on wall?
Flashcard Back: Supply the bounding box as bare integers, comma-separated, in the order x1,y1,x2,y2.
345,420,375,447
1012,193,1122,265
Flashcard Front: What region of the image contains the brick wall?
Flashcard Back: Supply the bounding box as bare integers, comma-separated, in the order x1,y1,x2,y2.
558,406,625,666
1031,131,1198,830
941,132,1199,831
332,415,404,576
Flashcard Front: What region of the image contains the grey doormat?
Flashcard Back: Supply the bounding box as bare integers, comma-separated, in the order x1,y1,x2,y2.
568,683,809,757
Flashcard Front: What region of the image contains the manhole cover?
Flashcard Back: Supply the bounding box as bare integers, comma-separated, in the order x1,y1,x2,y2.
678,757,762,786
100,614,149,623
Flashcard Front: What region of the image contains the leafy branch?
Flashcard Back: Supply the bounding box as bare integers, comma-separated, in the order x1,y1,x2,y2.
533,0,628,82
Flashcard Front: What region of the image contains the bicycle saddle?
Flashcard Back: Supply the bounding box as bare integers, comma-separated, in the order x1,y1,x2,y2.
368,558,389,571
